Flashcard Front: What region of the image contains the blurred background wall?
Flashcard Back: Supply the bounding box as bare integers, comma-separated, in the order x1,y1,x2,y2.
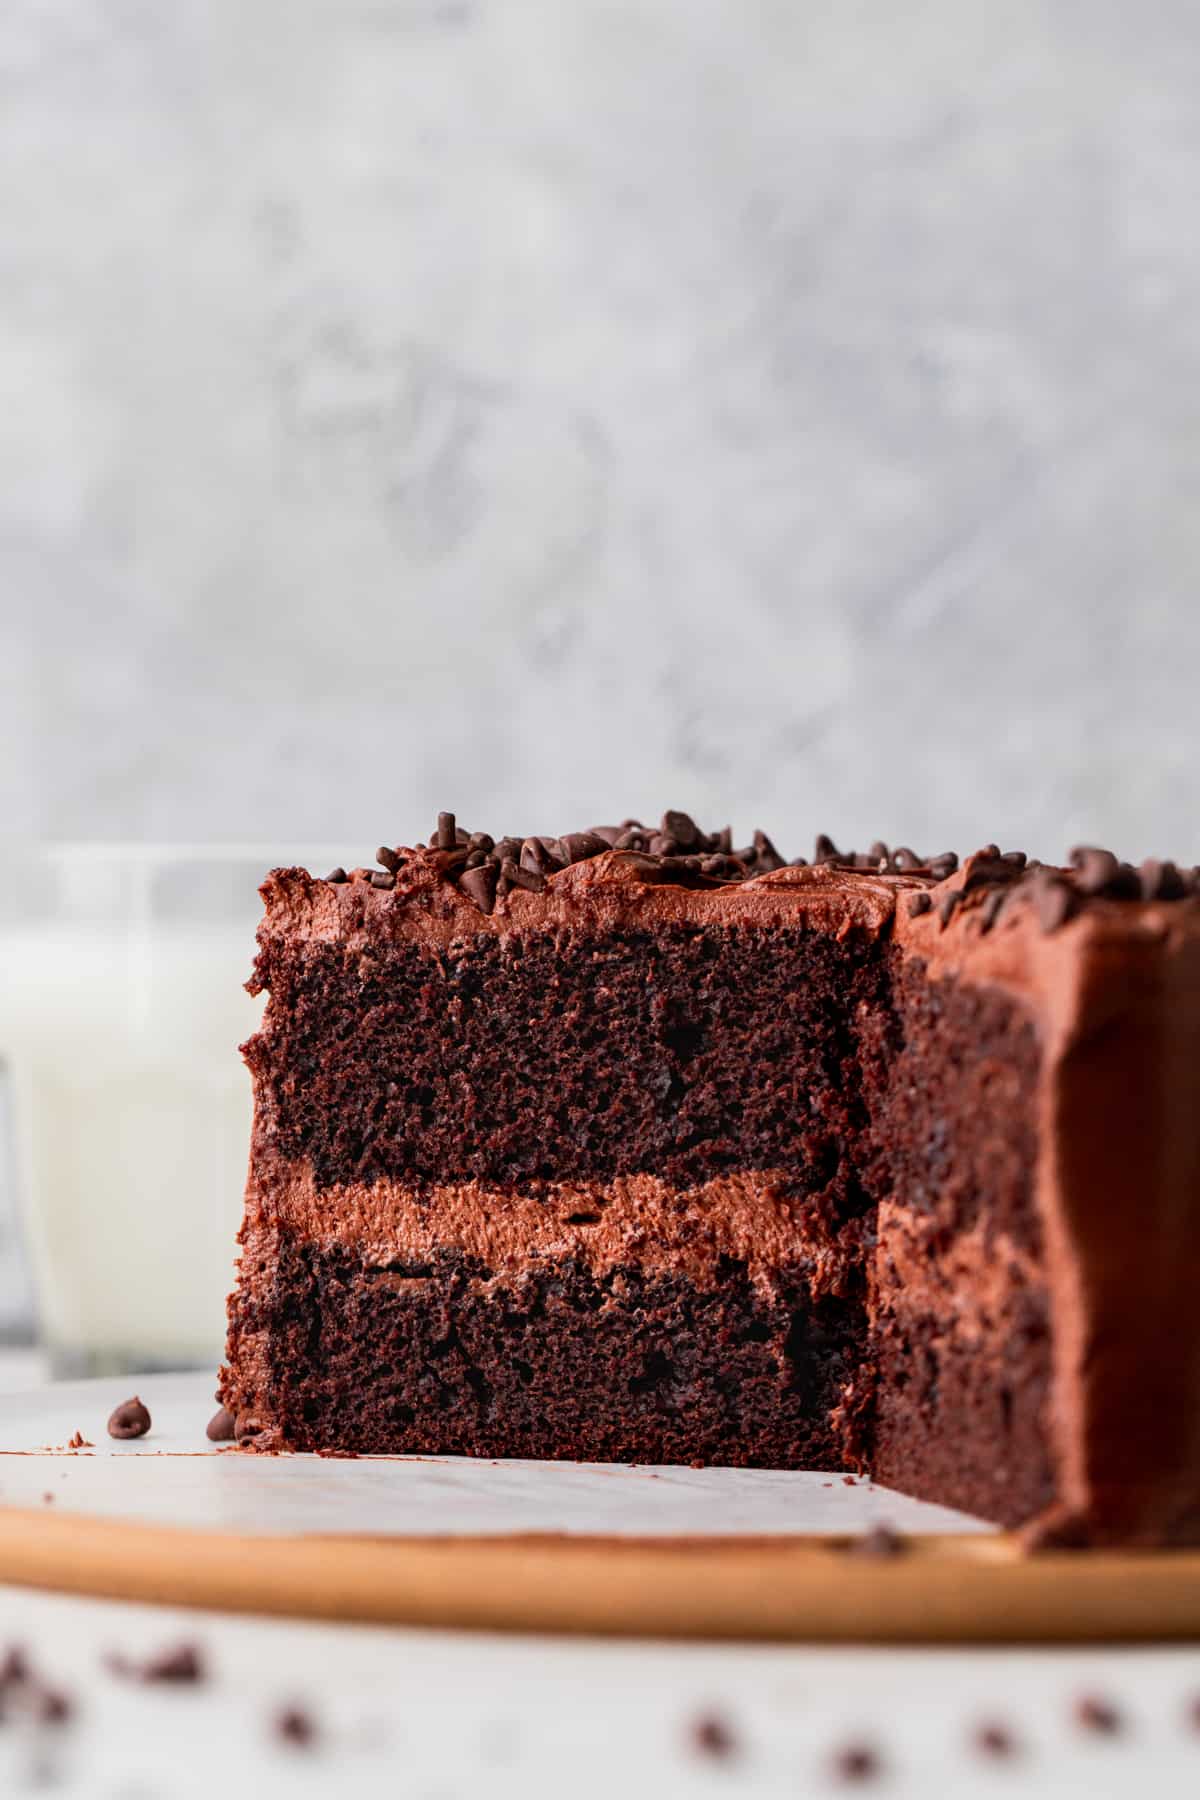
3,0,1200,860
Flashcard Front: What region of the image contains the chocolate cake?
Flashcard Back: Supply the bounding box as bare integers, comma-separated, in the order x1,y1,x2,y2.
217,816,1200,1546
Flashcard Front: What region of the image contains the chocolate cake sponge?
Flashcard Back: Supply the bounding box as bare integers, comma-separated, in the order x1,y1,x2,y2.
217,818,1200,1546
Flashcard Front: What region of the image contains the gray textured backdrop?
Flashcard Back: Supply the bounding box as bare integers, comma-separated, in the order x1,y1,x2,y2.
2,0,1199,863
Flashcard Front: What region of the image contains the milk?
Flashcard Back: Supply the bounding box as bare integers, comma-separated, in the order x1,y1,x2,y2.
0,849,330,1374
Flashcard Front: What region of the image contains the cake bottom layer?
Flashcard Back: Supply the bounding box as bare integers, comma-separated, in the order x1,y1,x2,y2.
221,1233,868,1467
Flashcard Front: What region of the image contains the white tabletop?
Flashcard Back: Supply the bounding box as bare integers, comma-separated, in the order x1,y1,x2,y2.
0,1361,1196,1798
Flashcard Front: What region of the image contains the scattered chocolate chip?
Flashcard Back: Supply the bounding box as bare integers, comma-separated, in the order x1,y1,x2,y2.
324,867,347,885
979,888,1008,933
972,1721,1017,1758
368,869,395,891
814,833,840,863
1073,1693,1121,1735
435,811,457,851
906,890,932,917
206,1406,235,1443
849,1523,905,1558
938,891,960,929
928,852,959,879
460,862,499,914
520,836,563,876
374,846,398,873
107,1643,206,1686
831,1742,880,1783
32,1686,73,1726
689,1712,736,1758
107,1397,151,1441
752,829,784,872
892,847,921,871
275,1705,317,1748
558,832,610,864
868,840,889,865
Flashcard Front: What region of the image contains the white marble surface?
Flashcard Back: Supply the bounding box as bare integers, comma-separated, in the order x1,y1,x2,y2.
0,1368,1197,1797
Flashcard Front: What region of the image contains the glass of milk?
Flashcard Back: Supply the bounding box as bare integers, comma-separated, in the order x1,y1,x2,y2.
0,846,328,1376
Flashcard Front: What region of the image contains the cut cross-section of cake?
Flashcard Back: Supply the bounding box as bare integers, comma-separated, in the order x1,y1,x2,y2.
217,817,1200,1546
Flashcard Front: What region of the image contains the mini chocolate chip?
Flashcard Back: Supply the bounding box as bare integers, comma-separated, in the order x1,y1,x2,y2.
436,811,457,850
0,1646,30,1687
974,842,1001,861
906,891,932,917
849,1523,905,1558
1070,846,1120,894
108,1644,206,1686
588,826,624,846
689,1713,736,1758
814,834,840,863
501,859,544,893
107,1397,151,1441
980,888,1008,932
368,869,395,890
468,832,494,853
867,840,889,864
613,829,646,851
752,829,784,872
831,1742,880,1783
558,832,609,864
713,825,733,855
459,862,498,914
1032,871,1079,933
1140,857,1186,901
999,849,1027,870
663,810,701,849
646,833,679,858
464,849,488,868
275,1704,318,1747
375,846,400,873
206,1407,236,1443
973,1721,1017,1758
324,867,348,884
700,856,731,876
33,1686,73,1725
520,836,564,875
892,847,921,871
938,891,960,928
1074,1694,1121,1735
927,852,959,879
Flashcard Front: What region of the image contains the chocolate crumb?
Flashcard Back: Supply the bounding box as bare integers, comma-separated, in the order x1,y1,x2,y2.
66,1430,91,1450
107,1644,206,1686
849,1523,904,1558
905,890,932,917
275,1704,317,1748
842,1475,857,1487
107,1397,151,1441
689,1712,736,1758
1073,1693,1121,1735
831,1742,880,1783
206,1406,236,1443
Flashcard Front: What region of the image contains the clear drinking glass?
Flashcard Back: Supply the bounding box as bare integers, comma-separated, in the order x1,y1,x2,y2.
0,845,329,1376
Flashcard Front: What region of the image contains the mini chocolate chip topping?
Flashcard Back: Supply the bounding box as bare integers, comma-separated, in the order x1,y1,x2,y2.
329,818,1200,930
206,1406,236,1443
107,1397,151,1440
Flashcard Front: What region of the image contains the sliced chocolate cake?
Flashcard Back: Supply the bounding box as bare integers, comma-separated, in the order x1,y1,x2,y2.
218,816,1200,1546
